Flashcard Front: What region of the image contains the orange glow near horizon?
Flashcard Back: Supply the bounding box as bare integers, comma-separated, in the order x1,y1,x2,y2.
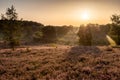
0,0,120,26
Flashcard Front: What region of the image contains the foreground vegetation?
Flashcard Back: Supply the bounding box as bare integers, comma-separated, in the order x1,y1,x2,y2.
0,45,120,80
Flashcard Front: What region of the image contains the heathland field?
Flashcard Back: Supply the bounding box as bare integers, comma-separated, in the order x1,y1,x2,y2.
0,45,120,80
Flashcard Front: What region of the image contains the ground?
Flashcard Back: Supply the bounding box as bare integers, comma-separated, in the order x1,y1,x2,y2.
0,45,120,80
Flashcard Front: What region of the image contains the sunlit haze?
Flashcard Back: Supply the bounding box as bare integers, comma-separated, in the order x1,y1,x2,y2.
81,10,90,20
0,0,120,26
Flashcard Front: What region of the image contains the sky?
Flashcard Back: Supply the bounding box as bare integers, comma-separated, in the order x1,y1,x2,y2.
0,0,120,26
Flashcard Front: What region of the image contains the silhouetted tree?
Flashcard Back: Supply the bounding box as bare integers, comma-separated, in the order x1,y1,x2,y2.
78,24,92,46
1,5,22,50
109,14,120,45
42,26,57,43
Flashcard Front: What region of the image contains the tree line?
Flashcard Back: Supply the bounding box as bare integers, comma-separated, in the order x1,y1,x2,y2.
0,5,120,50
0,6,73,50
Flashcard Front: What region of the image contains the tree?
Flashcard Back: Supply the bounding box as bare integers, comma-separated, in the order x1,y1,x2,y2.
5,5,18,20
55,25,73,38
109,14,120,45
41,26,57,43
33,31,43,42
1,5,22,50
78,24,92,46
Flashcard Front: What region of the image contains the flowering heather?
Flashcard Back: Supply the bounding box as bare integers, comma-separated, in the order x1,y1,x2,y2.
0,45,120,80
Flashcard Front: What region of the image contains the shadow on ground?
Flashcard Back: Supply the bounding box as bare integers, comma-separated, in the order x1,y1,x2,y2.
65,46,101,63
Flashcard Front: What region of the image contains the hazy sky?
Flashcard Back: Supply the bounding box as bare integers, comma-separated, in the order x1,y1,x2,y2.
0,0,120,26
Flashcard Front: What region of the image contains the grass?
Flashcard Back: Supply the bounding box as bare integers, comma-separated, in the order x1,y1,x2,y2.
0,45,120,80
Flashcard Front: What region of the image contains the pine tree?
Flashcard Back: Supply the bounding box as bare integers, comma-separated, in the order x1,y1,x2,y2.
1,5,22,50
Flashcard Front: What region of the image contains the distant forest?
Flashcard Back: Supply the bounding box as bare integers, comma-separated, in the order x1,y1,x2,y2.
0,5,120,50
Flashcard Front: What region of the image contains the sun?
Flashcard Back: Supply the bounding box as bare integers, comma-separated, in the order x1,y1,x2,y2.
73,9,91,22
81,11,90,20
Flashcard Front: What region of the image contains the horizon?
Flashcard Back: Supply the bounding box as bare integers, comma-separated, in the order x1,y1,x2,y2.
0,0,120,26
